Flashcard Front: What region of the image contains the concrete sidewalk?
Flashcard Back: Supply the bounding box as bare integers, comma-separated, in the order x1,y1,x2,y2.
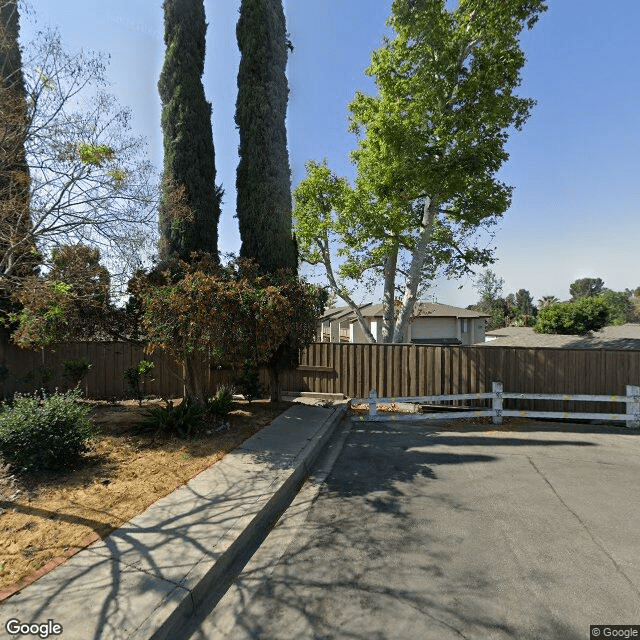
1,401,347,640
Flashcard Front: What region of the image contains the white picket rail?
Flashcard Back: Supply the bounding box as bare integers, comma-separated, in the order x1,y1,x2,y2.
350,382,640,429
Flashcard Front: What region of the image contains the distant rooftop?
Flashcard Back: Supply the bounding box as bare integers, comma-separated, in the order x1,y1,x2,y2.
320,302,490,321
484,324,640,350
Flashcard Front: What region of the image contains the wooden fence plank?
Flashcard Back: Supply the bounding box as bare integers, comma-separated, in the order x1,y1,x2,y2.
391,346,400,398
433,347,442,397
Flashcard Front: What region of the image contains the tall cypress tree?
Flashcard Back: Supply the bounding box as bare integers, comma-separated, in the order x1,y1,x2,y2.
0,0,36,278
235,0,297,274
158,0,222,263
0,0,39,340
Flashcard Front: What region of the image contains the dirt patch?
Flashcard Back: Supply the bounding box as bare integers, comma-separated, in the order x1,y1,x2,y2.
0,398,292,593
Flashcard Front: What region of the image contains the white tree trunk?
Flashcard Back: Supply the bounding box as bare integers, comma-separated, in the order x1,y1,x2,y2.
393,197,438,343
381,242,398,343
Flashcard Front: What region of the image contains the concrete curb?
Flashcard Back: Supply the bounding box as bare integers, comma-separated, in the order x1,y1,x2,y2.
1,403,347,640
147,403,347,640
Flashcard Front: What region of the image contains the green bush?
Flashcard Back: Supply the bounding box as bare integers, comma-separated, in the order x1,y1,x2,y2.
206,385,235,418
598,290,636,325
135,397,205,438
0,388,94,472
535,297,609,335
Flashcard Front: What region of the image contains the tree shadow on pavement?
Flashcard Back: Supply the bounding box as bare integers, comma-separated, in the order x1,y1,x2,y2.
180,418,603,640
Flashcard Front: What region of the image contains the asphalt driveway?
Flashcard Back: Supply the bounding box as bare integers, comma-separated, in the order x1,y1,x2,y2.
181,416,640,640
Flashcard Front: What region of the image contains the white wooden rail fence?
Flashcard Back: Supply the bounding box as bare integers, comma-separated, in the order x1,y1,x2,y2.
350,381,640,429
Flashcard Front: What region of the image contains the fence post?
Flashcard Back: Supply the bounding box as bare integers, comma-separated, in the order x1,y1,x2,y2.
626,385,640,429
368,389,378,418
492,381,503,425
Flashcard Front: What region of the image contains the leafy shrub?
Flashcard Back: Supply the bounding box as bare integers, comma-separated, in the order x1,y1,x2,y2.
135,397,205,438
233,367,263,403
206,385,235,418
62,358,92,389
597,290,637,325
124,360,155,404
535,297,609,335
0,388,94,472
128,254,326,402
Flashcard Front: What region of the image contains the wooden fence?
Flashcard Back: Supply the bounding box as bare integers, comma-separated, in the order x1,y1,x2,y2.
285,343,640,413
1,341,639,413
0,341,270,401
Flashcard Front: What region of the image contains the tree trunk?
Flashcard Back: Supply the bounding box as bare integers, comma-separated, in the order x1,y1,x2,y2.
393,197,438,343
319,237,376,343
381,241,399,343
183,355,206,404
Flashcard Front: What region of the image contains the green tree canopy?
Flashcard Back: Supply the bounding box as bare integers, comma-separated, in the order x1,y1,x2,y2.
294,0,546,342
474,269,504,310
534,297,609,335
597,290,637,325
569,277,605,300
9,244,115,347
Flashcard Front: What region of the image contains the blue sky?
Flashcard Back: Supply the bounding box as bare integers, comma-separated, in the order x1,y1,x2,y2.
19,0,640,307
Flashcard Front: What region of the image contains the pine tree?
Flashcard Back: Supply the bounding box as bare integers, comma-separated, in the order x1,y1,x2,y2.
158,0,222,263
235,0,297,274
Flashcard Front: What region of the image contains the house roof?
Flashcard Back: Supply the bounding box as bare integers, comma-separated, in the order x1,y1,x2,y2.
356,302,490,320
319,304,373,321
319,302,490,322
483,324,640,350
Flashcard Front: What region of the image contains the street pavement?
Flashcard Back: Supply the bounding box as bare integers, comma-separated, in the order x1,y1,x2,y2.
179,416,640,640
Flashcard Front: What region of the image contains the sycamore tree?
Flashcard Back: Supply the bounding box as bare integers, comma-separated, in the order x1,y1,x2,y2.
294,0,546,343
0,23,158,307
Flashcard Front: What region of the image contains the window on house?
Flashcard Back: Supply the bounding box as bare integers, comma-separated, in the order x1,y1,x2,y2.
462,319,468,333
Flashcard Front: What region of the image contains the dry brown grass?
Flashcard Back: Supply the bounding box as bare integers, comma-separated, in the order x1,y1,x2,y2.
0,397,292,594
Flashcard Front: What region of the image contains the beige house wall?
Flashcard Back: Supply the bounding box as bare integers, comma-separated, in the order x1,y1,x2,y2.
321,314,488,344
351,319,376,343
411,317,457,340
473,320,486,344
457,319,488,345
